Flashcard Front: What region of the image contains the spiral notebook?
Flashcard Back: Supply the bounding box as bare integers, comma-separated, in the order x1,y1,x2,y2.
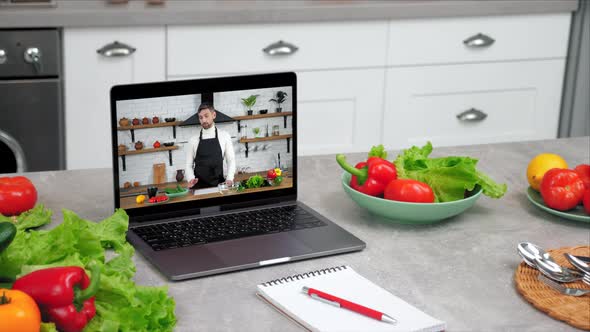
256,266,445,332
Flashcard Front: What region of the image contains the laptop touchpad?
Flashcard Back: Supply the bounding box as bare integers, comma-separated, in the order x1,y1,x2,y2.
210,233,312,266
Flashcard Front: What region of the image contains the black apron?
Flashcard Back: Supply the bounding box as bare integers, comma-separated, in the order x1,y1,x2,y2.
192,128,225,189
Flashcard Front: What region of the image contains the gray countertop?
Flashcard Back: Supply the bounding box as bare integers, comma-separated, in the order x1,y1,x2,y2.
0,0,579,28
15,136,590,331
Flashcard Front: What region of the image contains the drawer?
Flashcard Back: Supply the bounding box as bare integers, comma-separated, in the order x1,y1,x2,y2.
383,60,566,148
167,22,388,77
388,14,570,66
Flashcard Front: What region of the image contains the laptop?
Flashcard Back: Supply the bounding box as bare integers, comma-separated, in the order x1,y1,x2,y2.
110,72,365,280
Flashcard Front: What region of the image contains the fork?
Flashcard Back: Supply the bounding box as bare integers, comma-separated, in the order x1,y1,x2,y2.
538,274,590,296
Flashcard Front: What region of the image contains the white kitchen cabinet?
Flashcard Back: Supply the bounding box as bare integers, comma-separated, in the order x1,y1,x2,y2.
167,21,388,77
297,69,385,156
388,14,570,66
383,60,566,148
64,27,165,170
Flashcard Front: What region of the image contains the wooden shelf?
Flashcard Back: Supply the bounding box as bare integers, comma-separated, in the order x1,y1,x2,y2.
118,146,178,171
117,121,183,130
117,121,183,142
234,112,292,133
118,146,178,156
239,134,292,158
233,112,292,121
239,134,292,144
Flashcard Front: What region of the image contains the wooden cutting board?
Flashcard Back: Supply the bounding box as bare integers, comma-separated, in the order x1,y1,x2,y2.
153,163,166,184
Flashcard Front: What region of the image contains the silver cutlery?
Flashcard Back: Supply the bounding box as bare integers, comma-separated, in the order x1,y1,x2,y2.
537,274,590,296
535,257,584,282
517,242,557,268
574,255,590,263
564,253,590,274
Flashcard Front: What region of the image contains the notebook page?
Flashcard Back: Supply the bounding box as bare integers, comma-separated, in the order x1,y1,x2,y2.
257,266,445,332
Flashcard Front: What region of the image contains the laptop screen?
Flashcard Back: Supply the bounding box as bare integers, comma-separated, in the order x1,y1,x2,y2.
110,73,296,218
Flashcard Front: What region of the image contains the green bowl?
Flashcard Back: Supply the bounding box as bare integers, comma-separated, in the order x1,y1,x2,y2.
341,172,482,224
164,188,189,198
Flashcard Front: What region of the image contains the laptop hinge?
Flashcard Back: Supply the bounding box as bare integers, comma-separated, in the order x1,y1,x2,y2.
200,206,221,215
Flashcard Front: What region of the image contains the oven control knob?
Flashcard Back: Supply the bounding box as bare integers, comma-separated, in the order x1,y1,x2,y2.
0,49,6,64
24,47,42,72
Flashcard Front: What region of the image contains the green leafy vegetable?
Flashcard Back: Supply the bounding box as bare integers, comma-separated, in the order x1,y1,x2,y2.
394,142,507,202
0,208,176,331
246,175,265,189
0,204,52,231
164,184,185,194
368,145,387,159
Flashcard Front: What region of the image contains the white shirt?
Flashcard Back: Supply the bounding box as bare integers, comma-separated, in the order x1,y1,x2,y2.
184,124,236,182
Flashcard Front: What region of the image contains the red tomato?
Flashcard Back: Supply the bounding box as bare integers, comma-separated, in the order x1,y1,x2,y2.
583,189,590,215
540,168,585,211
0,176,38,216
384,179,435,203
574,164,590,189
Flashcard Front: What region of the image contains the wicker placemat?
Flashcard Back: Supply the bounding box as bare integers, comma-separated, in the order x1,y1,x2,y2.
515,245,590,330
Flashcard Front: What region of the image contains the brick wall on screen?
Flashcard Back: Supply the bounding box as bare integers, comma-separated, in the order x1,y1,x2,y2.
115,87,293,187
214,86,293,175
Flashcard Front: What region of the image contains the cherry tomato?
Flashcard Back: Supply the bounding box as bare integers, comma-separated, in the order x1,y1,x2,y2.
583,189,590,215
574,164,590,189
540,168,585,211
384,179,435,203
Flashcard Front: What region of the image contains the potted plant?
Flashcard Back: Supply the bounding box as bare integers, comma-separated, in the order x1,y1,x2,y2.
269,91,288,113
241,95,259,116
252,127,261,138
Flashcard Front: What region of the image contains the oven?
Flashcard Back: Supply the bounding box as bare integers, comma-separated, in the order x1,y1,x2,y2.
0,28,64,173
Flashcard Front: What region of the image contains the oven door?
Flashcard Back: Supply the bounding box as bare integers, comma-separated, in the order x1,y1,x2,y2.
0,79,64,172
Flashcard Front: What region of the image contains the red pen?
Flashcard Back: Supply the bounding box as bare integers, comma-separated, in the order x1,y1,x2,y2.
302,286,397,324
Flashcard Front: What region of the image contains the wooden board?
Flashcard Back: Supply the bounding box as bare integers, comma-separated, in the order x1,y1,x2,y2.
153,163,166,184
514,245,590,330
119,176,293,210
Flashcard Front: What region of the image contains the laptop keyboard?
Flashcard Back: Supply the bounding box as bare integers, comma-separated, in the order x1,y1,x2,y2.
131,205,326,251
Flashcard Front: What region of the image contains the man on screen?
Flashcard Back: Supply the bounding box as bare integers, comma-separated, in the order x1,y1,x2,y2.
185,103,236,189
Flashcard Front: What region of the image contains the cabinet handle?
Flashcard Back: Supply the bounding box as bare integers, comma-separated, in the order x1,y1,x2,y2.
0,129,27,172
463,33,495,48
457,108,487,122
97,41,136,57
262,40,299,56
0,49,6,64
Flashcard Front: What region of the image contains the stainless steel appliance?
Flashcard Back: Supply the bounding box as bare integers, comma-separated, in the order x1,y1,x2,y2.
0,29,64,173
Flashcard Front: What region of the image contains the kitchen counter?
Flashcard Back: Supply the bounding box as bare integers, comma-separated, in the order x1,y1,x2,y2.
13,136,590,331
0,0,578,28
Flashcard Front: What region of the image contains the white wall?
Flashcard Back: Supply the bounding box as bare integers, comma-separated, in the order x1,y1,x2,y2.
115,87,292,187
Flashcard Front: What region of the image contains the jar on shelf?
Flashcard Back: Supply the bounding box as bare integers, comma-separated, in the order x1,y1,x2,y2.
272,125,280,136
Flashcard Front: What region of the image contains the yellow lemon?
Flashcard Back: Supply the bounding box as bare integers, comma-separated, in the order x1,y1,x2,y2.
526,153,568,190
136,195,146,204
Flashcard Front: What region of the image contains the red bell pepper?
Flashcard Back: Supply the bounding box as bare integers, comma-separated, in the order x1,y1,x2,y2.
267,169,277,180
12,265,101,332
336,155,397,196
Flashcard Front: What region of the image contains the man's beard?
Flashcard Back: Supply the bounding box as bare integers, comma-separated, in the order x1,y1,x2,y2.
202,122,212,129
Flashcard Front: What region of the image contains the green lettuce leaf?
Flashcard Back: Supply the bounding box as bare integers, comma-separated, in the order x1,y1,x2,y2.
368,145,388,159
0,208,176,332
394,142,507,202
41,322,58,332
0,204,52,231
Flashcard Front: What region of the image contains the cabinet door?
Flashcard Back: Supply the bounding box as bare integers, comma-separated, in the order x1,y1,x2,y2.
383,60,565,148
297,69,385,155
64,27,165,170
